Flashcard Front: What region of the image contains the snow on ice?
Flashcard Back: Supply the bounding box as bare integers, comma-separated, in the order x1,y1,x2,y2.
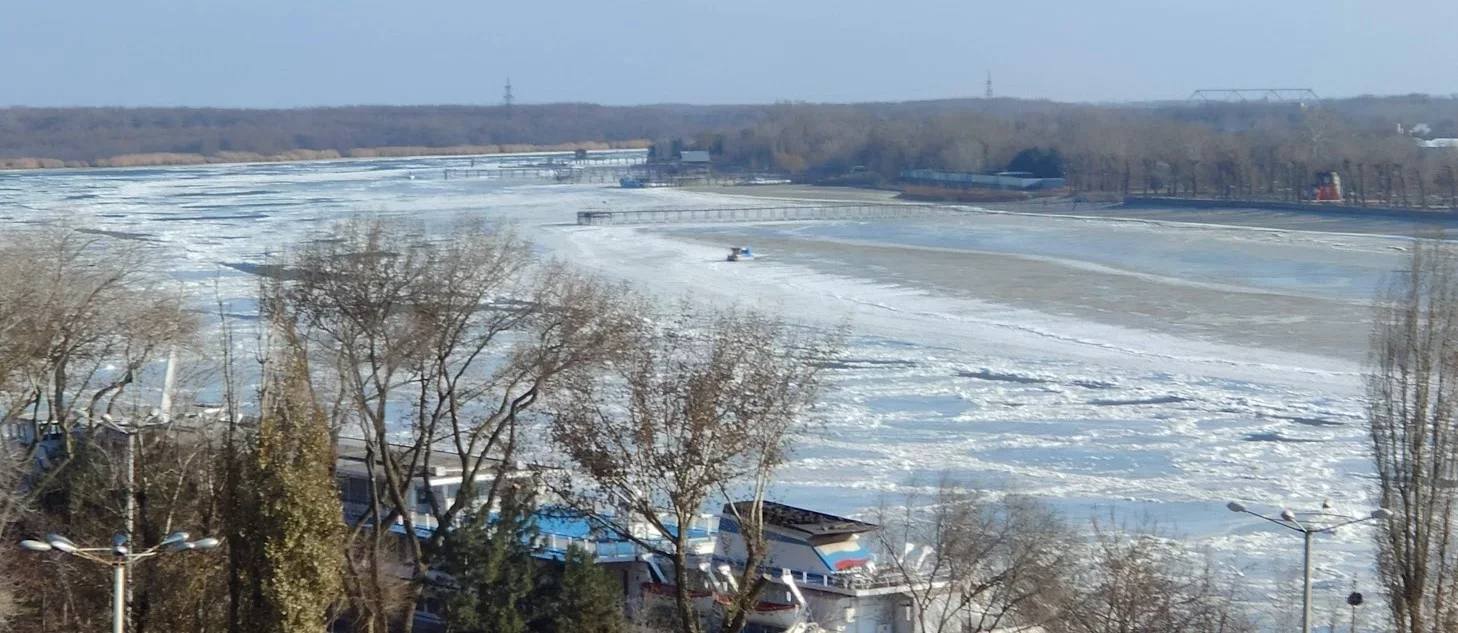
0,153,1415,601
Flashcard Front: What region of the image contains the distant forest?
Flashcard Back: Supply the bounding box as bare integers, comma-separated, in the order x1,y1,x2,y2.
0,104,735,167
6,96,1458,207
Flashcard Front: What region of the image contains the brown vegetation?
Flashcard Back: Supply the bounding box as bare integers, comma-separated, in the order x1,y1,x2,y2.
899,184,1064,203
875,477,1255,633
268,217,642,633
0,227,207,633
547,304,839,633
1063,517,1253,633
1367,239,1458,633
1,143,653,171
9,97,1458,203
873,477,1076,633
702,101,1458,210
0,103,690,168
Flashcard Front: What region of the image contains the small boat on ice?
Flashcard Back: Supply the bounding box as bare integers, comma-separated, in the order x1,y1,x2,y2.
726,246,753,262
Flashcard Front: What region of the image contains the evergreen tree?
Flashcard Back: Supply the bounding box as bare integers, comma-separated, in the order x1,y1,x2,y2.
436,484,540,633
1006,147,1065,178
235,350,345,633
542,545,625,633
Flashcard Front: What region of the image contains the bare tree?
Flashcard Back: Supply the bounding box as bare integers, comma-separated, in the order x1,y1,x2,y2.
1059,517,1254,633
130,419,231,633
0,226,195,528
270,216,639,633
0,227,206,633
1367,238,1458,633
548,303,838,633
873,476,1075,633
0,442,24,629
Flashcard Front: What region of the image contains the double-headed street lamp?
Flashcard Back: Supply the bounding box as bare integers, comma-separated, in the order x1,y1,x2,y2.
19,531,220,633
1227,501,1391,633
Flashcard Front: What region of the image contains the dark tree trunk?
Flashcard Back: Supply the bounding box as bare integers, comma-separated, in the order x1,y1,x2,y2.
1396,164,1409,207
1440,164,1452,208
1357,163,1367,206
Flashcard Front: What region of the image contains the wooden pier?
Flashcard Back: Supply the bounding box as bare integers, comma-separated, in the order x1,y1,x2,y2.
575,203,954,226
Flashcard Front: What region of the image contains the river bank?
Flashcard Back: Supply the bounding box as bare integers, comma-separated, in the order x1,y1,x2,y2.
0,139,652,172
684,184,1458,238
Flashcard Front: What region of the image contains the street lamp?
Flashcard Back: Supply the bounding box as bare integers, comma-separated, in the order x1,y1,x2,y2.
1227,501,1391,633
17,531,220,633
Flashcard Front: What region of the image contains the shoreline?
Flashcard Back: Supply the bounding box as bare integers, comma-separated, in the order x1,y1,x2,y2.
684,184,1456,238
0,140,652,173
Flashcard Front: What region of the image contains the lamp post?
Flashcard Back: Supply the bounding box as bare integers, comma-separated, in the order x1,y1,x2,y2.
18,531,220,633
1227,501,1391,633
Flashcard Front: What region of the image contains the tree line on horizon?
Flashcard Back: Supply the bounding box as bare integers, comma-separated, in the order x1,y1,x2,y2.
7,96,1458,208
695,97,1458,208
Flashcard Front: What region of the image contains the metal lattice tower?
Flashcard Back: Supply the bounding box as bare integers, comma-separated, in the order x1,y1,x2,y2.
503,78,515,109
985,71,993,99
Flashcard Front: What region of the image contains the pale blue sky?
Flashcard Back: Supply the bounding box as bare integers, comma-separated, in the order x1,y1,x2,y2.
2,0,1454,107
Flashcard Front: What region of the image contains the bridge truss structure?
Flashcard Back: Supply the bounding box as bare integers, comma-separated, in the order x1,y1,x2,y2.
1186,88,1320,103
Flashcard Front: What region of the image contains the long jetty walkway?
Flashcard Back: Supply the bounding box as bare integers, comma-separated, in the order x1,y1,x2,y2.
444,154,647,183
576,203,955,226
444,165,635,183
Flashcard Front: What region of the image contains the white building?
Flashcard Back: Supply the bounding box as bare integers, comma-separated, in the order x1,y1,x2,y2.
709,502,936,633
332,441,974,633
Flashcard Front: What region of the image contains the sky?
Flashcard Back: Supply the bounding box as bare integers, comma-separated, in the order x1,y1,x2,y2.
2,0,1455,108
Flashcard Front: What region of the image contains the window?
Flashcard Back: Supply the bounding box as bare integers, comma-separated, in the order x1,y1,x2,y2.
340,476,371,505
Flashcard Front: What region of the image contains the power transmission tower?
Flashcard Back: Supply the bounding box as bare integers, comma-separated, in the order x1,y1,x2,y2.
985,71,993,99
503,78,515,109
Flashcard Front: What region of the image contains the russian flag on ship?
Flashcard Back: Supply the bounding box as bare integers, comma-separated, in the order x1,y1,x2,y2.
813,537,874,571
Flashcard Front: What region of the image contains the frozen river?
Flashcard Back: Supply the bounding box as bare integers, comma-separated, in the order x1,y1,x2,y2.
0,154,1424,607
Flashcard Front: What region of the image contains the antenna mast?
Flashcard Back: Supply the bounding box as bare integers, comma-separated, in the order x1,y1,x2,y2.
985,71,993,99
503,78,515,109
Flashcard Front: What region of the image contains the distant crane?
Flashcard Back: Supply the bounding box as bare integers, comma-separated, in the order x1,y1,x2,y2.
503,78,515,109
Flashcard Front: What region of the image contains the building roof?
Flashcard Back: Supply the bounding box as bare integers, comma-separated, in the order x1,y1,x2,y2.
724,501,878,537
335,436,515,481
680,150,712,163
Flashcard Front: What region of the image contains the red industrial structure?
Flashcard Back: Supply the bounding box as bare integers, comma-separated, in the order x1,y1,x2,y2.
1312,171,1343,202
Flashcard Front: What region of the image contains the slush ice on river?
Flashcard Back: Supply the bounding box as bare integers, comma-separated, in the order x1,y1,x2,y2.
0,150,1421,600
